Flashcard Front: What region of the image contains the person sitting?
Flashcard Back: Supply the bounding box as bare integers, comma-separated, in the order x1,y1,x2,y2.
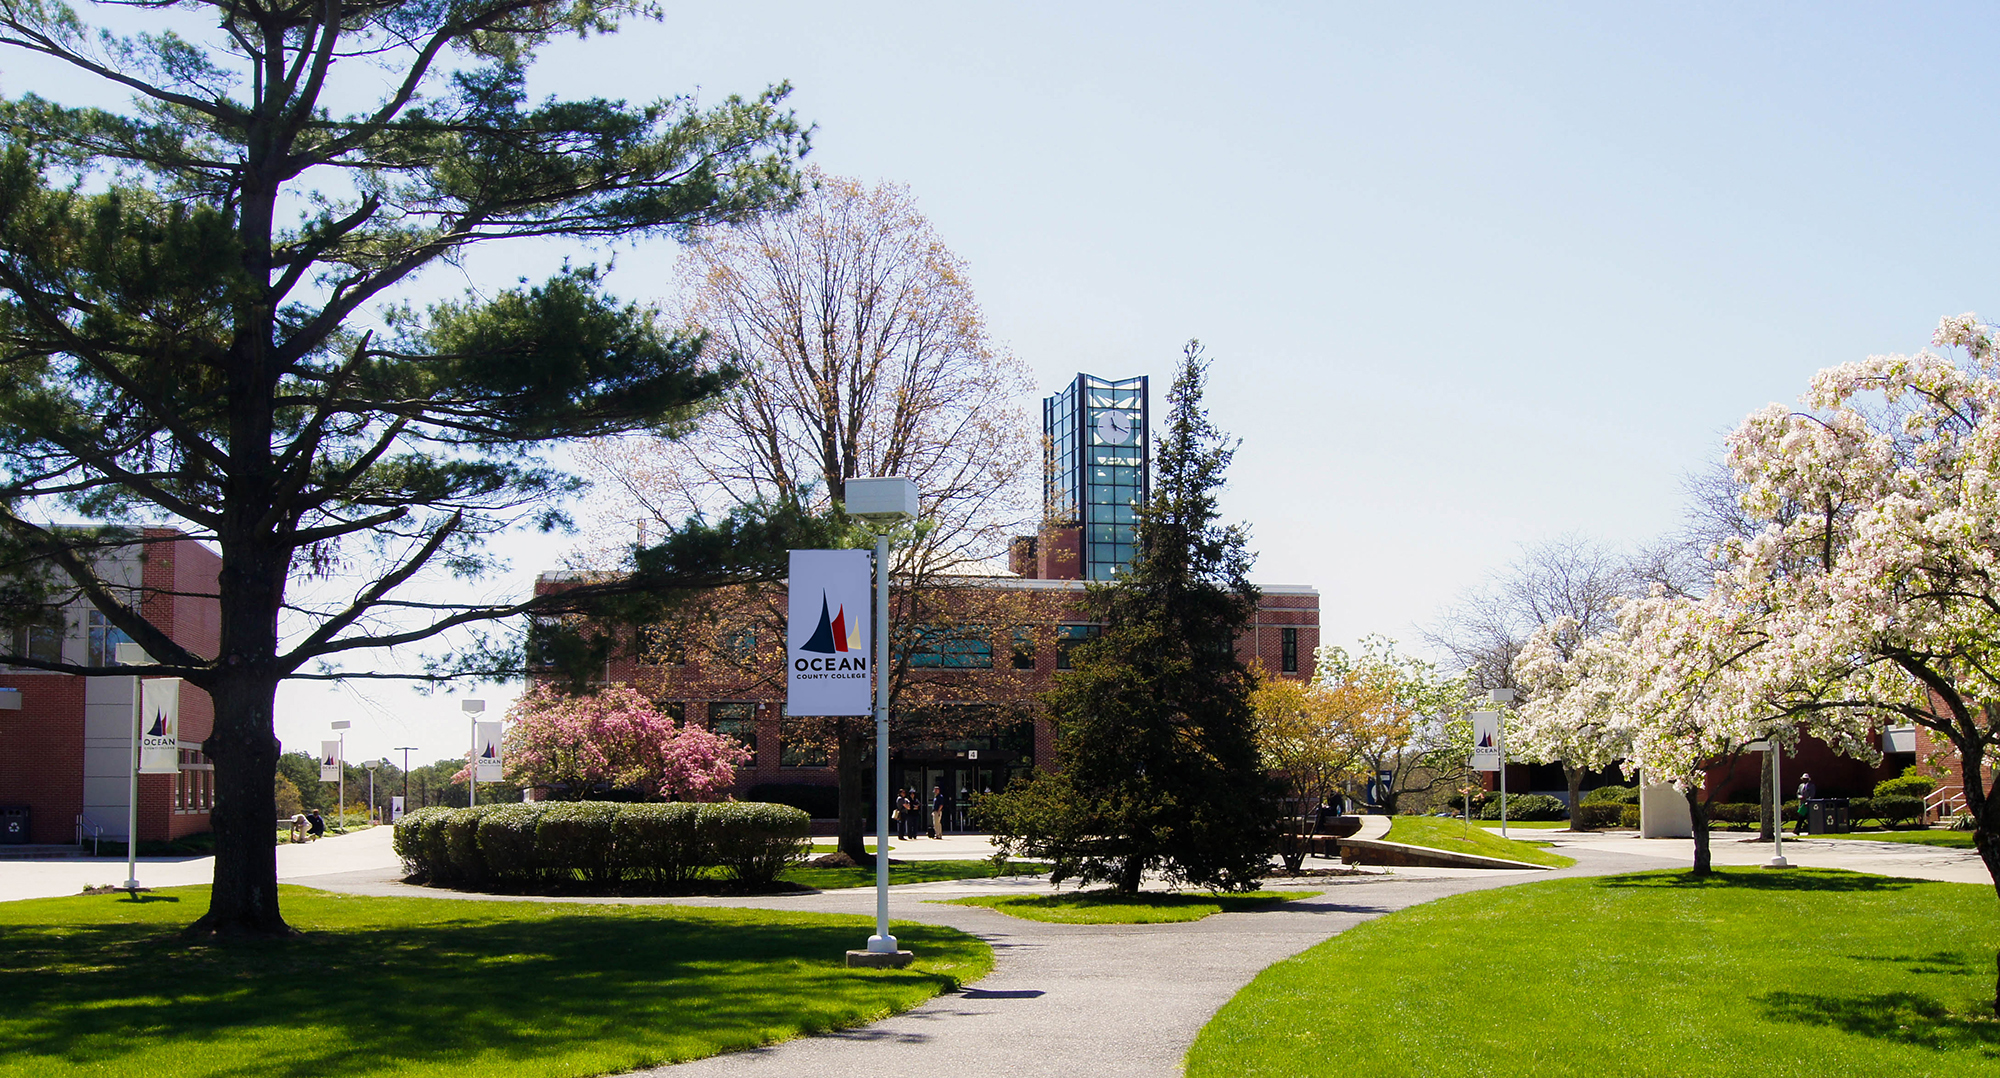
305,809,326,841
289,814,308,843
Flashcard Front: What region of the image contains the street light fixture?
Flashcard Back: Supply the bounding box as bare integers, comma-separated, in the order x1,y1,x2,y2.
330,720,351,831
844,476,918,968
463,700,486,807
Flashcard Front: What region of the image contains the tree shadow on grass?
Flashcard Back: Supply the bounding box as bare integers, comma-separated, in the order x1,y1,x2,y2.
1595,868,1923,893
1846,951,1981,976
0,899,981,1078
1758,990,2000,1056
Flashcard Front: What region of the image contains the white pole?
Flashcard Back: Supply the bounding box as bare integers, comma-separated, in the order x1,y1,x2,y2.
1766,742,1789,868
468,714,476,809
868,529,897,954
124,668,142,890
1488,688,1515,840
337,732,346,832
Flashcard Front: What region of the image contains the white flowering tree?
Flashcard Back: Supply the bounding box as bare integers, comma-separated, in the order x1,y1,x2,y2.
1510,616,1634,831
1713,313,2000,1012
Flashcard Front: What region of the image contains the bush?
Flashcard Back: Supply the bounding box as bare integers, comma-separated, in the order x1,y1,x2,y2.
476,804,549,881
747,783,840,819
393,806,452,878
1844,796,1874,825
391,801,810,891
1573,803,1623,830
1618,804,1641,829
1478,793,1567,821
1582,785,1639,805
700,801,812,884
1873,795,1925,828
612,802,702,884
1874,773,1937,800
1950,811,1975,831
1705,802,1759,825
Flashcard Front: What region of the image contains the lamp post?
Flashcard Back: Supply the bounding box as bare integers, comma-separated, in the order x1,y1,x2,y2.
364,759,382,823
330,720,350,831
395,746,417,807
844,475,918,967
463,699,486,807
114,641,152,891
1764,740,1790,869
1488,688,1515,839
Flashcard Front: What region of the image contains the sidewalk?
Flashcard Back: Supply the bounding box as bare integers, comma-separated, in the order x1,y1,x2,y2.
0,824,401,902
1476,825,1989,884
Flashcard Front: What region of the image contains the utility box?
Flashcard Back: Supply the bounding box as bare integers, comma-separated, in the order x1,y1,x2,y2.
0,805,29,844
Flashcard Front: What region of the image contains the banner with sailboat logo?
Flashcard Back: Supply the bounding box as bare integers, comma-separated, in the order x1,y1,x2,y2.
137,678,182,775
473,721,504,782
320,740,342,781
1471,711,1502,772
787,549,872,717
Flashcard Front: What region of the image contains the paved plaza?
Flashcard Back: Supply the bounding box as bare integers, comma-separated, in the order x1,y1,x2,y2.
1,823,1987,1076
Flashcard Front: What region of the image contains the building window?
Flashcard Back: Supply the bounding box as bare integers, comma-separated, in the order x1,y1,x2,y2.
87,610,132,666
656,700,687,724
780,722,829,768
717,626,757,663
12,619,61,665
1010,628,1036,670
908,624,993,669
708,702,758,758
1055,624,1099,670
1281,628,1299,674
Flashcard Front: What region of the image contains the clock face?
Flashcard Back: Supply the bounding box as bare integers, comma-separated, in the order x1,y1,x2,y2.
1095,409,1134,444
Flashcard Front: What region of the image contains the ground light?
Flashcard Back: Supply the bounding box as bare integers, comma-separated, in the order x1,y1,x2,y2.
844,475,919,969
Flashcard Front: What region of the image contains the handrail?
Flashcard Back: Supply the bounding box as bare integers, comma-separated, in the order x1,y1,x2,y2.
1925,784,1966,824
75,813,106,857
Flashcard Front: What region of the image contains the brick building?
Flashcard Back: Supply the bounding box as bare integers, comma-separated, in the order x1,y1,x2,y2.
0,529,219,845
532,371,1320,820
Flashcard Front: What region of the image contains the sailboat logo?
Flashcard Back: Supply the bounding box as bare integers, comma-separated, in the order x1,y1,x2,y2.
1476,731,1495,749
798,593,861,655
146,712,168,737
481,742,497,759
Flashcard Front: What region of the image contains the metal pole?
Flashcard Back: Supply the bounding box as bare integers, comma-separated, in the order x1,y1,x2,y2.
868,529,897,955
397,747,416,803
1766,742,1789,868
337,732,346,832
124,669,141,890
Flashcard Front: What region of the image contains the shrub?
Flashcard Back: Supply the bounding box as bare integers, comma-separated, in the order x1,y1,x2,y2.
612,802,702,883
1618,804,1641,829
393,806,452,879
1844,796,1874,825
1873,795,1925,829
700,801,811,884
1705,802,1759,825
443,805,503,887
1583,785,1639,805
1950,810,1975,831
746,783,841,819
538,801,622,884
476,804,549,881
1478,793,1566,821
1874,773,1937,800
1573,803,1623,830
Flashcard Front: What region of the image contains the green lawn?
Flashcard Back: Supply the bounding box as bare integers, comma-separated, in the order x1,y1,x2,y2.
1471,819,1570,830
1823,829,1977,850
1385,816,1576,868
1188,868,2000,1077
0,885,990,1078
939,889,1317,924
781,859,1047,889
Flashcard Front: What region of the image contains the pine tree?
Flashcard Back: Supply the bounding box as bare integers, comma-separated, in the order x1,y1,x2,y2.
981,342,1277,892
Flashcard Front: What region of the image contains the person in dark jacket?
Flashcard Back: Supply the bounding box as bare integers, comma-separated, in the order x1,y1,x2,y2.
1794,773,1816,835
930,785,946,839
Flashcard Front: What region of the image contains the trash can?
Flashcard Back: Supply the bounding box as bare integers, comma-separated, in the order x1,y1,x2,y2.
0,805,29,845
1806,799,1850,835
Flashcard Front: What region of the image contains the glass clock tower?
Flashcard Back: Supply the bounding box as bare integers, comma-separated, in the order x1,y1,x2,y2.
1044,373,1148,580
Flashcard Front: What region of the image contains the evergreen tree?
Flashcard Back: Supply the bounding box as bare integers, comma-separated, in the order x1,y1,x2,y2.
981,342,1277,892
0,0,820,936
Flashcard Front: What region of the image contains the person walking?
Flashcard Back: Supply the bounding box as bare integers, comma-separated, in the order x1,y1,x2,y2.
929,785,946,839
1794,772,1817,835
892,788,910,842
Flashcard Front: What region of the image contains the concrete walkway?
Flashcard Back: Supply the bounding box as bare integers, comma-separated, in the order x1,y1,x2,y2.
0,824,401,902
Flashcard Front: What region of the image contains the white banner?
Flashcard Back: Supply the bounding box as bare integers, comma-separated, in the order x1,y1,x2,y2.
390,796,406,823
1471,711,1502,772
137,678,182,775
787,549,873,717
320,740,342,781
474,721,504,782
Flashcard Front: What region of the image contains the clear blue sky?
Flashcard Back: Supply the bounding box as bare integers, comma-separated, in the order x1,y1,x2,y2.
16,2,2000,765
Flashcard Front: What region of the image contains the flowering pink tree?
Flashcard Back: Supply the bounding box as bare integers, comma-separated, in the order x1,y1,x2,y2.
499,684,748,801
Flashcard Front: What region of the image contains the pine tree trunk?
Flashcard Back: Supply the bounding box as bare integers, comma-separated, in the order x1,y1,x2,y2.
186,673,292,937
835,718,875,867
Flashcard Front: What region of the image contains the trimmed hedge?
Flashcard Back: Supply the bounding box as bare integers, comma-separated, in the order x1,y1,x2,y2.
1873,795,1925,828
1477,793,1567,821
1874,773,1937,800
1582,785,1639,805
395,801,810,890
1619,804,1641,829
1573,803,1624,830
